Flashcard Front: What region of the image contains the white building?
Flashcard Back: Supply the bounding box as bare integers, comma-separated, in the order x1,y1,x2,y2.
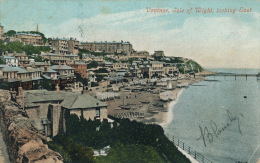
2,56,19,67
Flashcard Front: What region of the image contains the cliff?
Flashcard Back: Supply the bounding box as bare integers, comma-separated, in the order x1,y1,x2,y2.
0,89,63,163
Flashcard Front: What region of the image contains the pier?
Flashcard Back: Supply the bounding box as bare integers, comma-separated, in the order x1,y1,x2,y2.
196,73,260,81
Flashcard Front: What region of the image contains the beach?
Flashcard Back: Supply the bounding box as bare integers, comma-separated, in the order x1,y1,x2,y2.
105,73,207,125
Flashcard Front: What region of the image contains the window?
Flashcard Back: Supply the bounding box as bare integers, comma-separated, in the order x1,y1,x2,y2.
96,108,100,117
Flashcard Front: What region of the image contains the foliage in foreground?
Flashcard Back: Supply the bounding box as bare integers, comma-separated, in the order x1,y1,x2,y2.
0,41,50,56
48,113,190,163
96,144,165,163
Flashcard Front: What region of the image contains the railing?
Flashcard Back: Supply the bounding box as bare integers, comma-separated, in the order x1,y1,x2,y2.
112,112,145,118
166,133,212,163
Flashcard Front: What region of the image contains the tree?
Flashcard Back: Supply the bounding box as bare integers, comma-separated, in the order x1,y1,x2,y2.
75,73,88,86
87,61,98,68
104,57,117,63
34,56,43,62
0,57,6,64
0,41,50,55
41,79,53,90
94,68,108,73
4,30,16,37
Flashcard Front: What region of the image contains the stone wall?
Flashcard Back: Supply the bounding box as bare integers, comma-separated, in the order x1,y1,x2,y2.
0,90,63,163
51,104,61,137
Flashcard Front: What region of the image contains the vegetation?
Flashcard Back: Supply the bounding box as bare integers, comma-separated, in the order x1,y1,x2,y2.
186,60,203,73
0,79,8,89
0,41,50,56
176,64,185,74
40,78,53,90
34,56,43,62
4,30,16,37
48,113,190,163
87,61,98,68
154,56,164,61
75,72,88,86
104,56,117,63
96,74,107,82
126,57,140,64
0,56,6,64
93,68,108,74
96,144,165,163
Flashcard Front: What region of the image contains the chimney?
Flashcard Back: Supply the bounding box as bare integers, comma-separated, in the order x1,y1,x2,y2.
82,86,88,94
55,84,60,92
44,66,48,72
18,86,23,97
16,86,24,109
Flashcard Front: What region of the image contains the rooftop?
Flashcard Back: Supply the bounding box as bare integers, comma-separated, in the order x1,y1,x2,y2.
2,56,17,59
80,41,131,44
50,65,74,70
15,32,41,37
24,90,107,109
0,65,19,72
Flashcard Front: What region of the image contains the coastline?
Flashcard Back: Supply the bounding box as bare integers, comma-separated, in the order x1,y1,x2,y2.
106,74,207,125
159,75,206,163
160,88,184,126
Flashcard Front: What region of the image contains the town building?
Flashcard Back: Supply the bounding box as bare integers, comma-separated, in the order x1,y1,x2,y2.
112,62,129,69
50,65,76,89
164,63,179,76
79,41,133,55
27,61,51,69
16,89,108,137
6,52,30,67
130,50,149,57
140,61,165,78
2,56,19,67
15,32,44,46
153,51,165,57
41,67,58,80
41,53,80,65
0,65,43,90
0,23,4,39
68,61,87,78
49,38,79,54
50,65,75,76
5,37,21,43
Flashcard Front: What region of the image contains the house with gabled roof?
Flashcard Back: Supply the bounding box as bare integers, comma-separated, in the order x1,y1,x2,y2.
17,89,108,137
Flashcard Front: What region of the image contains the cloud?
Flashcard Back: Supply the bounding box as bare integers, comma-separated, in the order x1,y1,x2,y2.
39,9,260,68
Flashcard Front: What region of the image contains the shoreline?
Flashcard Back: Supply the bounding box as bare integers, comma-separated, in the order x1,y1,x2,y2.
159,76,206,163
160,88,184,127
106,74,206,125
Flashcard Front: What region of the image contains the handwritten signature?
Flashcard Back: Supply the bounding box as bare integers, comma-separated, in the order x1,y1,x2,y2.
197,110,244,147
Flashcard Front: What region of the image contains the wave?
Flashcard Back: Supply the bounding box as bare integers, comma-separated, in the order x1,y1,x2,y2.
160,88,184,127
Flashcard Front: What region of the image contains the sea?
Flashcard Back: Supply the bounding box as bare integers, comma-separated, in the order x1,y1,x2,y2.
163,68,260,163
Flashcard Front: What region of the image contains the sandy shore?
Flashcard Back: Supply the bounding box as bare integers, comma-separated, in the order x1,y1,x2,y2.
105,75,205,125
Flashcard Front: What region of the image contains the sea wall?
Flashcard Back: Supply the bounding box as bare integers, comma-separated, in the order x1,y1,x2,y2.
0,89,63,163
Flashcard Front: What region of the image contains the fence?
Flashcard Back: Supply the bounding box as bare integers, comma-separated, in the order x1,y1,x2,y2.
112,112,145,119
166,133,212,163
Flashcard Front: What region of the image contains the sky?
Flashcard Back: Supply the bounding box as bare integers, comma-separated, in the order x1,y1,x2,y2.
0,0,259,68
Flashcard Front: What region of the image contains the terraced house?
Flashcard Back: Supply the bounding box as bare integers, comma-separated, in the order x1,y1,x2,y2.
15,32,44,46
